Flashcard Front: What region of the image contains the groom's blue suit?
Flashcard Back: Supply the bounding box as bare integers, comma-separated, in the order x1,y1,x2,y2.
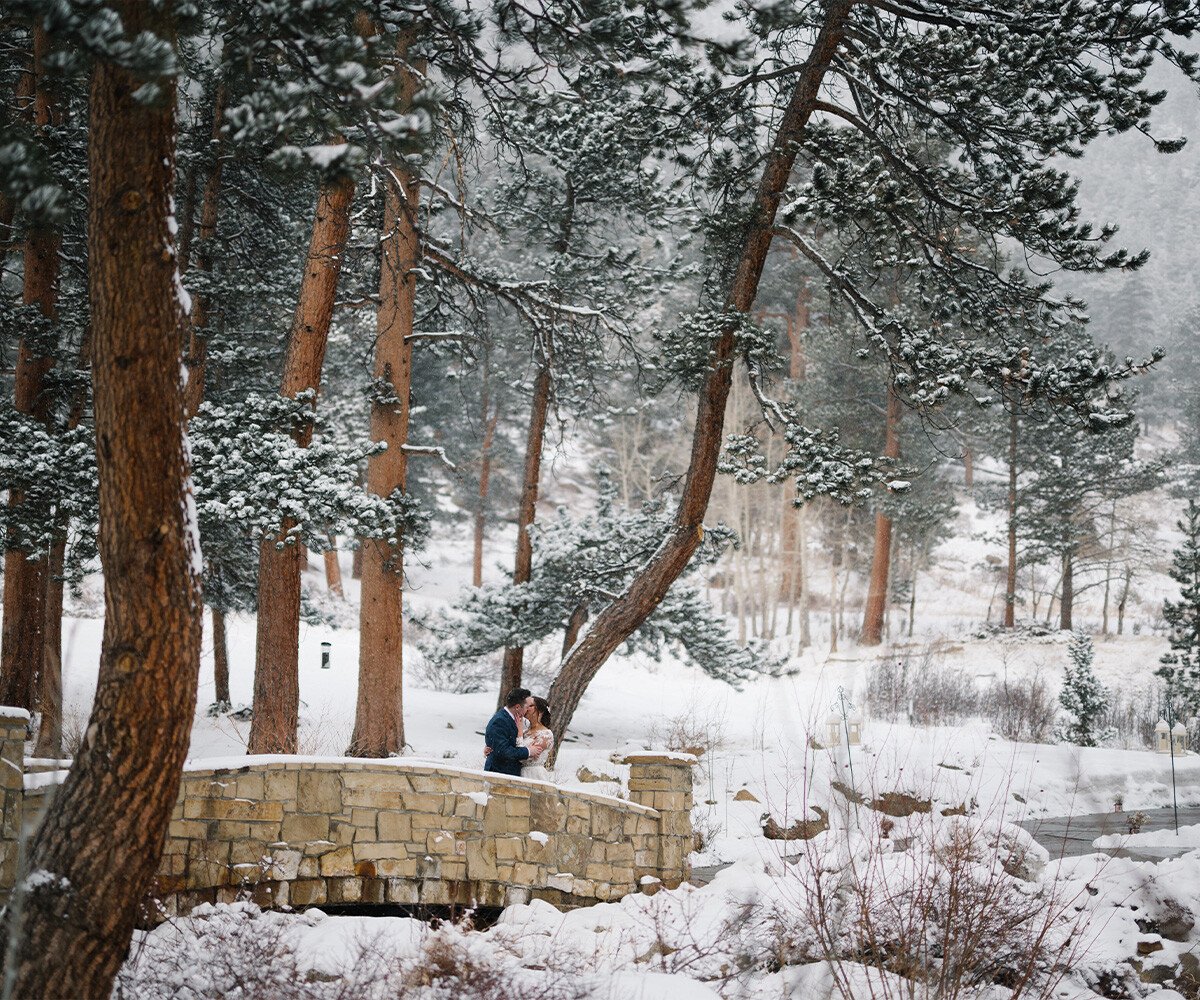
483,707,529,776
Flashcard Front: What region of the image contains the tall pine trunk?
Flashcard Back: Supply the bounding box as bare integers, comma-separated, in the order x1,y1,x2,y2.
1004,405,1019,628
2,10,203,993
248,173,355,755
212,606,230,706
1060,548,1074,631
182,82,225,420
34,332,89,759
352,36,422,755
0,23,61,712
498,361,551,702
546,3,852,740
860,384,902,646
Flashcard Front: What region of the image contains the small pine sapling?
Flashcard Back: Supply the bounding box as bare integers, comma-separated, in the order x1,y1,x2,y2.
1057,630,1115,747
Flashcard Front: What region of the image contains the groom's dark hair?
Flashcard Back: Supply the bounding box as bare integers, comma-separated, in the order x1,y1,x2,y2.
503,687,532,707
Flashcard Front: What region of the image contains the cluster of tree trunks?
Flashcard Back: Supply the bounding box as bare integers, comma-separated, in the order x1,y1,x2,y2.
249,173,355,755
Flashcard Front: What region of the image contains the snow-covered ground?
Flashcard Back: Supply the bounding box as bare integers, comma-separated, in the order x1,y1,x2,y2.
18,513,1200,998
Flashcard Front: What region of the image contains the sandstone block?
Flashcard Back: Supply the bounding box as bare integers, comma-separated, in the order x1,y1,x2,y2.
326,877,362,903
297,771,342,813
467,840,498,881
319,845,355,876
185,798,283,823
168,820,207,840
377,812,412,841
290,878,328,907
387,878,420,903
353,842,409,862
235,773,265,800
403,792,447,814
264,770,298,801
281,813,330,844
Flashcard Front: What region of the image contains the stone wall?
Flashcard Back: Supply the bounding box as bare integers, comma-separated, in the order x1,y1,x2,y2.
0,708,27,902
153,755,695,918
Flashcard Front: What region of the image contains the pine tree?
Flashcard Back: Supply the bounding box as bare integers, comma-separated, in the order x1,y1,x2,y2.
1159,501,1200,711
1057,631,1114,747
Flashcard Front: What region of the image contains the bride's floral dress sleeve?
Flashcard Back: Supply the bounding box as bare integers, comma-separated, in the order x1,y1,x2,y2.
528,730,553,761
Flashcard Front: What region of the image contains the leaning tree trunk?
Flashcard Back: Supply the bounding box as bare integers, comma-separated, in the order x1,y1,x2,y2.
498,360,551,703
0,23,60,712
1,10,203,995
547,2,853,742
351,36,422,756
248,173,355,755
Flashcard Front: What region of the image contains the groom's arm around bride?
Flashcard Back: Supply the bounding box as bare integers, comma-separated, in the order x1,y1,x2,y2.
483,688,532,775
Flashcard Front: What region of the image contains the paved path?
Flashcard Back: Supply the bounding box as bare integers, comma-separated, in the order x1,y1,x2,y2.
688,807,1200,884
1018,806,1200,863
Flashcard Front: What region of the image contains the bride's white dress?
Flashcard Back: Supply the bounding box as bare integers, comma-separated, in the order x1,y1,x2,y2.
519,727,555,783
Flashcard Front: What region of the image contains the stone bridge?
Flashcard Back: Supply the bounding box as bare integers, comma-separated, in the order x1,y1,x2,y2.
0,712,696,918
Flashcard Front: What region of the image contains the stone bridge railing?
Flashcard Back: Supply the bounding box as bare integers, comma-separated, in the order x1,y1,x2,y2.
0,711,696,918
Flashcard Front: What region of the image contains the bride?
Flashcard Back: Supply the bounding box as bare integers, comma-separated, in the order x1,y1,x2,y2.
518,696,555,781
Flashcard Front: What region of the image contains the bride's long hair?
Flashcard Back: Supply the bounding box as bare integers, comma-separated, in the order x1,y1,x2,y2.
532,696,552,728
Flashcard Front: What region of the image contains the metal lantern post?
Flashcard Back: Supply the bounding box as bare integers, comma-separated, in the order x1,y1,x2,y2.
321,641,332,670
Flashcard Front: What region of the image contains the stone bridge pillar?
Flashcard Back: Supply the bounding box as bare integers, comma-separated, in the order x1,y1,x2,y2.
0,707,29,901
621,752,696,889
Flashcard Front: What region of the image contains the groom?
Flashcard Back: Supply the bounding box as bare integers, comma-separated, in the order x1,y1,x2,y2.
483,687,533,775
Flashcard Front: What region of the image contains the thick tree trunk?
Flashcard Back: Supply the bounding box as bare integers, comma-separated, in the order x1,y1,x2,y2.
0,24,61,712
249,173,355,755
562,600,590,659
861,384,902,646
1004,406,1018,628
546,4,852,741
498,361,551,703
352,37,422,756
182,82,225,421
32,535,66,759
324,543,344,598
212,606,230,706
778,284,809,601
2,12,203,995
1060,548,1073,631
352,543,363,579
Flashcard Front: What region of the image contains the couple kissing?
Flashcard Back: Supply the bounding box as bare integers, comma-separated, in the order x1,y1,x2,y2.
483,687,554,782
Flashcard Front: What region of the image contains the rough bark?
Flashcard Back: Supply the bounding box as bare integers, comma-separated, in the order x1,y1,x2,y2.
351,36,422,756
860,383,902,646
32,536,65,759
248,173,355,755
2,10,202,994
498,361,551,704
1004,405,1018,628
324,543,344,598
182,82,226,421
212,606,230,706
778,284,809,602
547,3,853,741
1060,548,1074,631
0,23,61,711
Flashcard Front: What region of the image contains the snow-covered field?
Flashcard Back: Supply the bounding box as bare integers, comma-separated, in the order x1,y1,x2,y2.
23,521,1200,998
